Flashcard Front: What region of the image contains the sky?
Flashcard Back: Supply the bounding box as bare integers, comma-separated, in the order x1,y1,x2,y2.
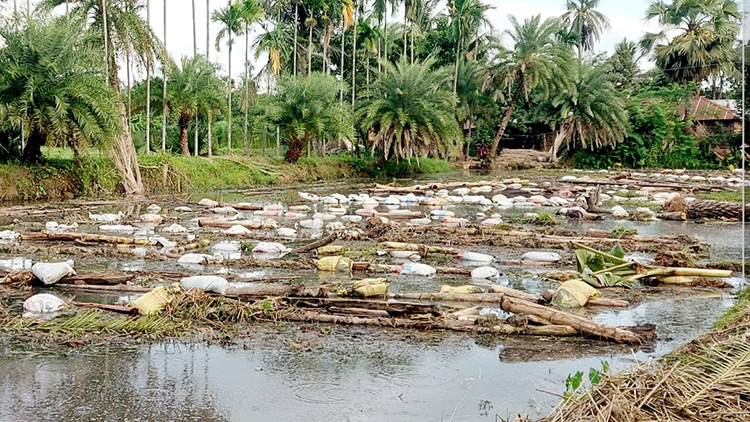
7,0,750,81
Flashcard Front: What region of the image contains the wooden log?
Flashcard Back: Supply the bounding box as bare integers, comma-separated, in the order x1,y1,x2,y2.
657,211,687,221
196,218,270,230
488,285,546,303
53,284,152,293
71,301,139,314
499,295,643,344
542,289,630,308
222,202,263,211
227,284,328,298
59,272,135,285
21,231,155,246
285,310,576,336
377,211,424,220
381,241,464,255
294,233,337,253
327,307,390,318
290,297,443,317
389,292,509,304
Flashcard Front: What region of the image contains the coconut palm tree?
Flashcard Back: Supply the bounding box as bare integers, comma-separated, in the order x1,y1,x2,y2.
536,62,628,162
561,0,610,59
0,16,121,164
146,0,152,153
356,14,381,92
485,15,572,159
356,57,462,163
41,0,162,196
213,1,245,154
640,0,741,84
166,56,225,156
265,72,351,162
449,0,492,95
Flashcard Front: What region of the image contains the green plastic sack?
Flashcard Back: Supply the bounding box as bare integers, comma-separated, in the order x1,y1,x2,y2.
316,256,353,272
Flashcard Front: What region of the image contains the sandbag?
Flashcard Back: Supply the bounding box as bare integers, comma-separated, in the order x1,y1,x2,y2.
277,228,297,238
131,284,180,315
316,256,353,272
551,279,601,308
31,261,76,285
398,262,436,276
224,225,253,235
23,293,66,313
351,278,389,297
177,253,223,265
439,285,484,294
459,251,494,263
471,266,500,279
252,242,290,254
315,245,345,255
163,223,188,234
521,251,562,262
180,276,229,295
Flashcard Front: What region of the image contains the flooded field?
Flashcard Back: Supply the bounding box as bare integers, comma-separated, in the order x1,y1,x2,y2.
0,170,746,421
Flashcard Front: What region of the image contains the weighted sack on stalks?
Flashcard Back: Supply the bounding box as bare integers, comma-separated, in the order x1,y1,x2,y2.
351,278,390,297
398,262,436,276
180,276,229,295
31,261,76,285
131,284,181,315
551,279,601,308
23,293,66,313
439,285,484,294
316,256,353,272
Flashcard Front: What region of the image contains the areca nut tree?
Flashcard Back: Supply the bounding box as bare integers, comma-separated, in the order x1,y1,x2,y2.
41,0,162,196
213,1,245,154
639,0,741,84
449,0,493,95
485,14,573,159
265,72,352,162
239,0,263,151
561,0,610,59
356,57,462,163
166,56,225,156
536,62,628,162
0,16,121,164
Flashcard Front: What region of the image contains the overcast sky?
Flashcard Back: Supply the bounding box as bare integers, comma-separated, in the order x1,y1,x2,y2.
7,0,750,81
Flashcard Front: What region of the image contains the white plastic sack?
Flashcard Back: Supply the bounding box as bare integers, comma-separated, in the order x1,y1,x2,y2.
277,227,297,238
341,215,363,223
140,214,164,224
212,207,238,214
224,225,253,235
459,251,494,263
99,224,136,234
0,230,20,241
611,206,629,218
521,251,562,262
45,222,78,232
399,262,436,276
89,212,123,223
180,276,229,295
198,198,219,207
23,293,66,313
471,266,500,279
146,204,162,214
174,206,193,212
300,219,324,230
252,242,290,254
163,223,188,234
32,261,76,285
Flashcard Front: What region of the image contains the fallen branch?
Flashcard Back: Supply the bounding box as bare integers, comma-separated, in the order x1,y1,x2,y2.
21,231,155,246
196,218,272,230
71,301,138,314
295,233,337,254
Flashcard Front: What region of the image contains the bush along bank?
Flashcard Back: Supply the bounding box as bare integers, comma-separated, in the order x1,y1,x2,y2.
0,153,455,202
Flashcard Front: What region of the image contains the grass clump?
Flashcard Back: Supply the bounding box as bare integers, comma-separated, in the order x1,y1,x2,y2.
694,188,747,204
712,287,750,330
611,226,638,238
519,211,558,226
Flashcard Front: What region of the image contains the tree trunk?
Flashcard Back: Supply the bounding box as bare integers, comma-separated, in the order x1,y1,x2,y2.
145,0,151,154
162,0,167,151
308,24,313,74
126,49,132,139
293,3,298,76
227,35,233,154
193,0,198,156
179,113,190,156
453,27,461,96
549,125,569,163
323,22,333,75
109,64,144,195
489,82,522,159
244,27,249,153
403,11,407,59
206,0,210,61
383,4,387,75
410,22,414,64
340,20,345,103
207,110,213,157
351,7,357,107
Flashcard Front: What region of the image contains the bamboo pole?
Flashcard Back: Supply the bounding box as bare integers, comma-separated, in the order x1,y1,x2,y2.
21,232,156,246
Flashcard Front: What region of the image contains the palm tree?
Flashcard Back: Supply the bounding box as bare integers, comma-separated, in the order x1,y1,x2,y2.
561,0,610,59
536,62,628,162
166,56,225,156
265,73,351,162
0,16,121,164
485,15,572,159
162,0,168,151
145,0,152,154
357,14,381,92
192,0,199,155
449,0,493,95
607,38,640,90
339,0,354,102
239,0,263,152
253,21,292,75
41,0,162,196
640,0,741,84
213,1,244,154
356,58,462,163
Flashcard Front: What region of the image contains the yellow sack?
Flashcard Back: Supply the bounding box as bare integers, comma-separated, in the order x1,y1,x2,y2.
131,283,180,315
316,256,353,272
315,245,345,256
351,278,389,297
439,285,484,294
551,279,601,308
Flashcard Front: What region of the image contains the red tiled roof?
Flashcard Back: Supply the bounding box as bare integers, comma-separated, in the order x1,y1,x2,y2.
679,96,739,121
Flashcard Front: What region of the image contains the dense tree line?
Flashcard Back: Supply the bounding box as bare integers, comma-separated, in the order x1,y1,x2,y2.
0,0,744,194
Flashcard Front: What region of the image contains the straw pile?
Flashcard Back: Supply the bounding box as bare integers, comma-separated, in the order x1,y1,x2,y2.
540,290,750,422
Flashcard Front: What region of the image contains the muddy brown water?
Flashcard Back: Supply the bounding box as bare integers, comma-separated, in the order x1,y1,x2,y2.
0,172,747,421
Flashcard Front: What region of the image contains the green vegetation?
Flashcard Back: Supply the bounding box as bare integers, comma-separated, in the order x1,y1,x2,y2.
0,0,744,199
712,287,750,330
694,188,747,203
